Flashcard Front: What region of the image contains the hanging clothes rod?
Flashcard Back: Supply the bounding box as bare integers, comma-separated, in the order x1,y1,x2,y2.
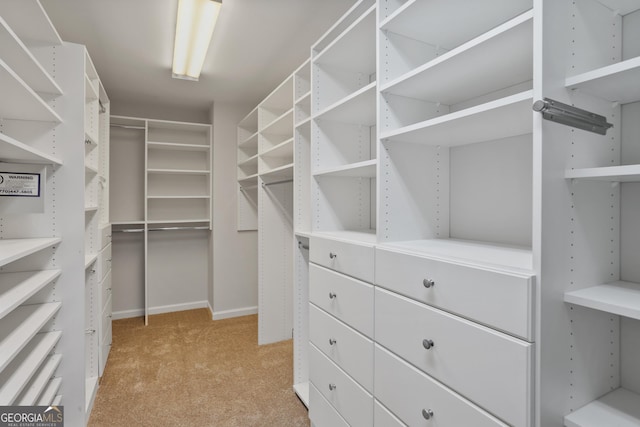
113,226,209,233
261,178,294,187
298,241,309,250
110,123,146,130
240,184,259,191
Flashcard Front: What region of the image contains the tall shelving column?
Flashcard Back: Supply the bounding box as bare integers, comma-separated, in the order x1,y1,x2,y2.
237,107,259,230
537,1,640,426
293,58,312,405
257,74,295,345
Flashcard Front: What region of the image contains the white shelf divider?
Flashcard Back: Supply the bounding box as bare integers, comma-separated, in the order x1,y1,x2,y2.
147,141,210,151
565,281,640,320
261,138,294,158
565,165,640,182
0,270,61,320
565,388,640,427
238,153,259,167
0,132,62,165
566,57,640,104
84,75,98,101
381,90,533,146
16,353,62,406
0,331,61,405
260,163,294,183
313,159,377,178
261,108,294,136
147,168,210,175
0,238,60,268
0,302,61,372
314,82,376,125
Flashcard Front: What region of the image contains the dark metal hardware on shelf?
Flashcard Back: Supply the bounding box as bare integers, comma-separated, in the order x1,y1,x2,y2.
533,98,613,135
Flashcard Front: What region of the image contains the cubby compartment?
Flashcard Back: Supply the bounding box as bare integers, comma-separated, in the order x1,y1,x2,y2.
147,143,209,171
147,120,210,146
259,75,293,130
147,198,209,223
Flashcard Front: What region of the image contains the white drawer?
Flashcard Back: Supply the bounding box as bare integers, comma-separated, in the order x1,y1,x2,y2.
374,400,406,427
309,304,373,392
100,269,112,312
375,288,533,427
309,264,374,338
309,344,373,427
310,236,374,283
101,293,112,328
309,383,349,427
375,345,508,427
99,321,112,376
96,243,112,281
98,223,112,250
375,247,535,340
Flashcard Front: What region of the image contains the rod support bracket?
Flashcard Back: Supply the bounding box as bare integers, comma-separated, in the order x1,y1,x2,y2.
533,98,613,135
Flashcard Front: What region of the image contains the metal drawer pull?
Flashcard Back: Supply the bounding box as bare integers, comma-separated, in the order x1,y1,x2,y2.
329,384,336,391
329,338,337,346
422,409,434,420
329,292,337,299
91,269,96,274
329,252,337,259
423,278,435,288
422,339,435,350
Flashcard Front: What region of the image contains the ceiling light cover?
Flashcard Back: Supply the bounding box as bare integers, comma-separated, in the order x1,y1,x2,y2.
172,0,222,81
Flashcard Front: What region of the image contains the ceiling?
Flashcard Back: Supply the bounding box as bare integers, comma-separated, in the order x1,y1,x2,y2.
41,0,356,115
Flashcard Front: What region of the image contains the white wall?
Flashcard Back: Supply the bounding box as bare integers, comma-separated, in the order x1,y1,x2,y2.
210,101,259,319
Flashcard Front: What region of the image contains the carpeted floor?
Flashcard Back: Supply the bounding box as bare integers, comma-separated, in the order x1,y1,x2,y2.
88,309,310,427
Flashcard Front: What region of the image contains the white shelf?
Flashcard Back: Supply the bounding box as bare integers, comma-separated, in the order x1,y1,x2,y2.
565,165,640,182
0,132,62,165
314,4,376,73
0,302,61,372
566,57,640,104
84,75,98,101
85,253,98,269
85,206,98,212
0,16,62,96
261,75,294,110
239,132,259,150
296,116,312,129
0,270,61,320
84,132,98,147
147,168,210,175
37,377,62,406
565,281,640,320
0,0,63,46
147,195,210,200
591,0,640,16
146,219,210,225
0,238,60,268
238,106,259,132
312,229,377,245
295,91,311,106
85,376,98,413
0,57,62,123
293,382,310,408
147,141,210,151
261,138,294,158
110,220,145,226
85,164,98,175
565,388,640,427
381,90,533,146
260,163,294,183
313,159,377,178
0,331,61,405
314,82,376,126
380,0,531,51
381,11,533,106
261,108,294,136
379,238,534,273
16,354,62,406
238,153,259,167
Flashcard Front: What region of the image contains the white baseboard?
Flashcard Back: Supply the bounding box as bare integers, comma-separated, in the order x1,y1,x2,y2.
208,301,214,319
112,301,209,320
212,305,258,320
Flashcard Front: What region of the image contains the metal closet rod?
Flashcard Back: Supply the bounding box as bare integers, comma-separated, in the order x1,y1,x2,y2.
240,184,258,191
114,226,209,233
110,123,146,130
262,178,293,187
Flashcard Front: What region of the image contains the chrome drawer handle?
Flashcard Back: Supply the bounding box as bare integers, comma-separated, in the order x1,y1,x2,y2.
329,384,336,391
422,339,435,350
329,338,337,346
422,409,434,420
329,292,337,299
329,252,337,259
423,278,435,288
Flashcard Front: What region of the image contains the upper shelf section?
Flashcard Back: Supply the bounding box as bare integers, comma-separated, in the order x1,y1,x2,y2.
566,57,640,104
0,238,61,269
0,0,62,47
0,132,62,165
565,281,640,321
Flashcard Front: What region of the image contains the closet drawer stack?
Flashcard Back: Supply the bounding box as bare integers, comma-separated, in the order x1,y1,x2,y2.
98,223,112,376
308,235,374,426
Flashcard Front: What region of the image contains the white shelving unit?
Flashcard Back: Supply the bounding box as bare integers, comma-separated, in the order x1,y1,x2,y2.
110,116,212,325
237,107,259,231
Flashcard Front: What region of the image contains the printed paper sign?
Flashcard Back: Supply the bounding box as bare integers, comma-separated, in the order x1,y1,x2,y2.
0,172,40,197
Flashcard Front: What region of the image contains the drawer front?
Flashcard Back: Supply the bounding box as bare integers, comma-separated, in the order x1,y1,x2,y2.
375,247,535,340
97,243,112,281
310,236,374,283
374,400,406,427
101,294,112,337
309,304,373,392
375,288,533,427
99,321,112,376
309,264,374,338
375,345,508,427
100,269,112,312
309,344,373,427
99,224,112,250
309,383,349,427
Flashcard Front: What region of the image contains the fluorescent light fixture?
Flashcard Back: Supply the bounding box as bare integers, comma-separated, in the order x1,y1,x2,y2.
172,0,222,81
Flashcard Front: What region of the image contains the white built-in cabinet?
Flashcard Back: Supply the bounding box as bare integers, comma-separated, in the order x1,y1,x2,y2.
0,1,109,424
110,116,212,325
286,0,640,426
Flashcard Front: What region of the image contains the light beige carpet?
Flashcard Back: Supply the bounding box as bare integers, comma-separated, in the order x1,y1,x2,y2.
88,309,309,427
